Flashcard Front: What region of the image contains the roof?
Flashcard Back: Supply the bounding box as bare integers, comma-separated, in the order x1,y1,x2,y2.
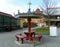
15,8,43,18
27,9,32,14
48,7,60,9
47,7,60,15
15,13,43,18
0,12,13,17
33,8,43,14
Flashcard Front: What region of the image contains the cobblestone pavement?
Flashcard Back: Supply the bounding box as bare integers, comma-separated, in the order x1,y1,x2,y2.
0,27,60,47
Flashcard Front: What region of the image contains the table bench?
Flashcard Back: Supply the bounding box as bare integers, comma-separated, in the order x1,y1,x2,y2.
15,34,24,44
15,33,42,44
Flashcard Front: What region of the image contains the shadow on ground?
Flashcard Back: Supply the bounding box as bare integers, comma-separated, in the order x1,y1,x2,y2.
20,35,53,46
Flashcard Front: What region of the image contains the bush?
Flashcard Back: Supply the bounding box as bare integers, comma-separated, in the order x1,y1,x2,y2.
23,22,37,28
35,27,49,35
23,22,27,28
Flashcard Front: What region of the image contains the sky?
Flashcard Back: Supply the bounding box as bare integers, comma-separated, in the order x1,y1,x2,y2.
0,0,60,15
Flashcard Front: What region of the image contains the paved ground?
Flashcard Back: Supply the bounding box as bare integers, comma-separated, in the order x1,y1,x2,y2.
0,27,60,47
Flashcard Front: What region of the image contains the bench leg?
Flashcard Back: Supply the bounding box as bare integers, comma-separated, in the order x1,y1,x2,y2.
21,38,23,44
19,38,23,44
16,37,19,42
38,37,42,43
31,37,35,45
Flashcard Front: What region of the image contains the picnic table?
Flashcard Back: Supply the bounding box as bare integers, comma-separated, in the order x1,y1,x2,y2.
15,32,42,44
24,31,35,40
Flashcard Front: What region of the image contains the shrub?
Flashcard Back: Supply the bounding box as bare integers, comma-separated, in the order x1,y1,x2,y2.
23,22,37,28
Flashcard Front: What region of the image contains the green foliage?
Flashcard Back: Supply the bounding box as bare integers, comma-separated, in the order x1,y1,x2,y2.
35,27,49,35
23,22,37,28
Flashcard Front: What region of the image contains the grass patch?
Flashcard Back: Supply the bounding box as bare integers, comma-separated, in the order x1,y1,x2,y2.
34,27,49,35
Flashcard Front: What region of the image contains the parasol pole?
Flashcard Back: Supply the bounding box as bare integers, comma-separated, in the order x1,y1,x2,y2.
28,18,31,32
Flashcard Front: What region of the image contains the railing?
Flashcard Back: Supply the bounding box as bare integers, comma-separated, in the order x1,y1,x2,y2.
45,19,60,21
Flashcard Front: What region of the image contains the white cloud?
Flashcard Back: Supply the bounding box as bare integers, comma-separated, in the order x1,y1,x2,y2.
0,0,27,15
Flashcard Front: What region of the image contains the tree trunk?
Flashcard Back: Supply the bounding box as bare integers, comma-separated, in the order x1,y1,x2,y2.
48,16,50,28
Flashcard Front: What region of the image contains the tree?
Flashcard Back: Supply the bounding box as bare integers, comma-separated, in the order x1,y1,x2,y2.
40,0,57,27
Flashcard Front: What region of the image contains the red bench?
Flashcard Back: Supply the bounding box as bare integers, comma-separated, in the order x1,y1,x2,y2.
35,34,42,42
30,34,42,44
15,34,24,44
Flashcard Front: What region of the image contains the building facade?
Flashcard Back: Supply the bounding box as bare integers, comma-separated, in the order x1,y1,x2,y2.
0,12,18,31
45,7,60,26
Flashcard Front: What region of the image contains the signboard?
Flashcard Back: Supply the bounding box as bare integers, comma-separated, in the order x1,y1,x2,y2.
50,26,57,36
